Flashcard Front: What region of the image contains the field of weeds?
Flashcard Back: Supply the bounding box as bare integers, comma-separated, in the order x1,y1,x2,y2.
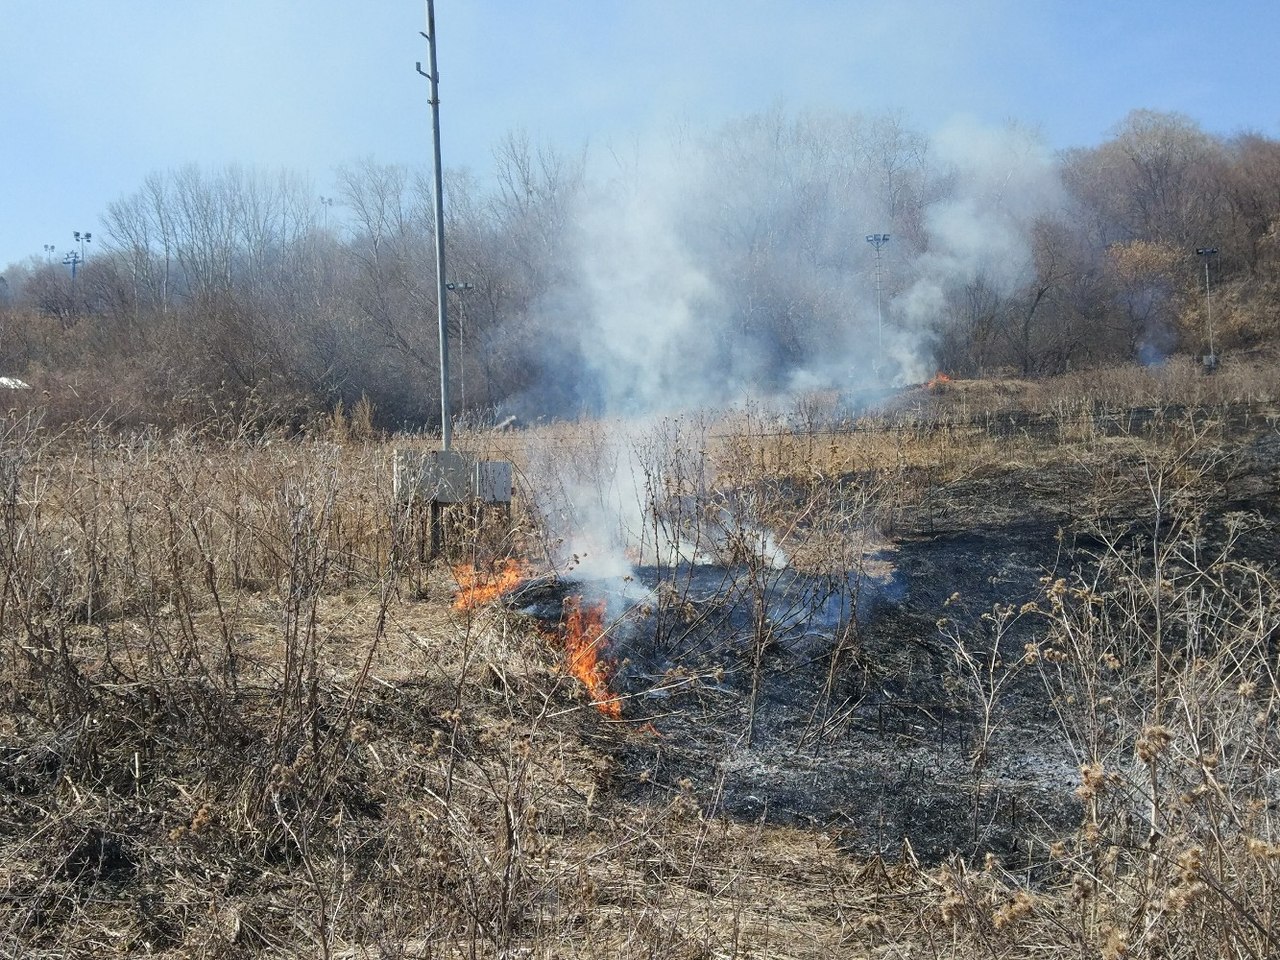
2,357,1279,958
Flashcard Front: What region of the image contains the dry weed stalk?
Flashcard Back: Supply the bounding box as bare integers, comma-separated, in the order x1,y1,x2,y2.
1014,421,1280,958
0,370,1277,958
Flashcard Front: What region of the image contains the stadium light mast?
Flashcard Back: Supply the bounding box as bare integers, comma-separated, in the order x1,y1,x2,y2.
1195,247,1218,369
865,233,890,365
417,0,453,451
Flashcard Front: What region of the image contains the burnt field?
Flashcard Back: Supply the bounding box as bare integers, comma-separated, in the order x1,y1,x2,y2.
2,358,1279,958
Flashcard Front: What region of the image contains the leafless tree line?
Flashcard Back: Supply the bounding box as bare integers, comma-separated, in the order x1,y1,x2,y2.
2,108,1278,427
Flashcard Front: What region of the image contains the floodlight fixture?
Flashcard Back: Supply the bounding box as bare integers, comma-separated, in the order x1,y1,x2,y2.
73,230,92,264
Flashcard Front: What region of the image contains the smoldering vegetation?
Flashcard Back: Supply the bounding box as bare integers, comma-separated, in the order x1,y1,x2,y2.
3,107,1280,430
1,366,1279,957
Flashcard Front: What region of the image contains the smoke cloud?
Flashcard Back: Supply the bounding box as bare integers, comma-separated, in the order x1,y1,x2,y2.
898,118,1065,344
497,110,1068,425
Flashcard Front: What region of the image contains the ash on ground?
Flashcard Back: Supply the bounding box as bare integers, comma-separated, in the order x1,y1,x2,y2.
518,524,1082,864
515,410,1280,863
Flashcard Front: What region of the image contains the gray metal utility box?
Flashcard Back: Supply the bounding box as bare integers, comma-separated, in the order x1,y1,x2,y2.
393,449,513,559
393,449,513,504
473,459,513,503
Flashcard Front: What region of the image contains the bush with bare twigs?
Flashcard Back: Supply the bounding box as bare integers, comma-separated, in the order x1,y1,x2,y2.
0,360,1277,958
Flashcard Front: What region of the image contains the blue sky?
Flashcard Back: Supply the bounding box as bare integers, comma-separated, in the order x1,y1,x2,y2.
2,0,1277,270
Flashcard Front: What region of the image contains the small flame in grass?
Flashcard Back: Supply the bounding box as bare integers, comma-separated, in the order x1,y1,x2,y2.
926,371,953,392
558,596,622,719
452,558,528,611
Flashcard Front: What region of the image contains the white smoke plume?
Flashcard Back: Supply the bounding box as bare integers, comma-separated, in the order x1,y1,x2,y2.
899,118,1066,344
512,112,1066,581
571,149,730,414
511,110,1065,421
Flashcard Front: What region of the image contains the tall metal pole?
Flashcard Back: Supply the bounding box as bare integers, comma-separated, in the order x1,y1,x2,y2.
418,0,452,451
447,281,474,415
1196,247,1218,364
1204,259,1213,357
874,247,883,355
62,251,82,316
865,234,890,366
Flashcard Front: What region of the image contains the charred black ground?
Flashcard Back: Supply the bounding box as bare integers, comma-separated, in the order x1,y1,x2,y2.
516,531,1074,861
515,400,1280,863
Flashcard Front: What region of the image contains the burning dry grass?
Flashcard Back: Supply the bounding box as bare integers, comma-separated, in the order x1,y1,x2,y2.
2,361,1279,957
452,557,529,611
926,370,953,392
452,559,623,719
550,597,621,719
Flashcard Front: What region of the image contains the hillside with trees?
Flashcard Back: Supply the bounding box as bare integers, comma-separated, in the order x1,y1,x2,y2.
2,108,1277,428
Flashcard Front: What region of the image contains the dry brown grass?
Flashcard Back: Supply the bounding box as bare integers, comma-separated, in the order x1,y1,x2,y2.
2,360,1279,957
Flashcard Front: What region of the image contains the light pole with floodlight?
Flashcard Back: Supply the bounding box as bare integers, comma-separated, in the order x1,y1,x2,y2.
447,281,475,413
865,233,890,366
1195,247,1218,369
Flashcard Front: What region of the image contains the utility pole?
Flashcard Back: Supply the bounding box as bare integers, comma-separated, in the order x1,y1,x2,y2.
865,233,890,368
62,231,91,313
62,250,82,318
396,1,513,561
417,0,453,451
1195,247,1218,369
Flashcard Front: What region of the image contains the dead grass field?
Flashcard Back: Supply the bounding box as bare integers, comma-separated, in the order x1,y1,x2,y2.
2,357,1279,958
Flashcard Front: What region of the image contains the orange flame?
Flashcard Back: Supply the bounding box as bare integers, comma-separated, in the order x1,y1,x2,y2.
452,558,528,611
557,596,622,718
926,371,952,391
